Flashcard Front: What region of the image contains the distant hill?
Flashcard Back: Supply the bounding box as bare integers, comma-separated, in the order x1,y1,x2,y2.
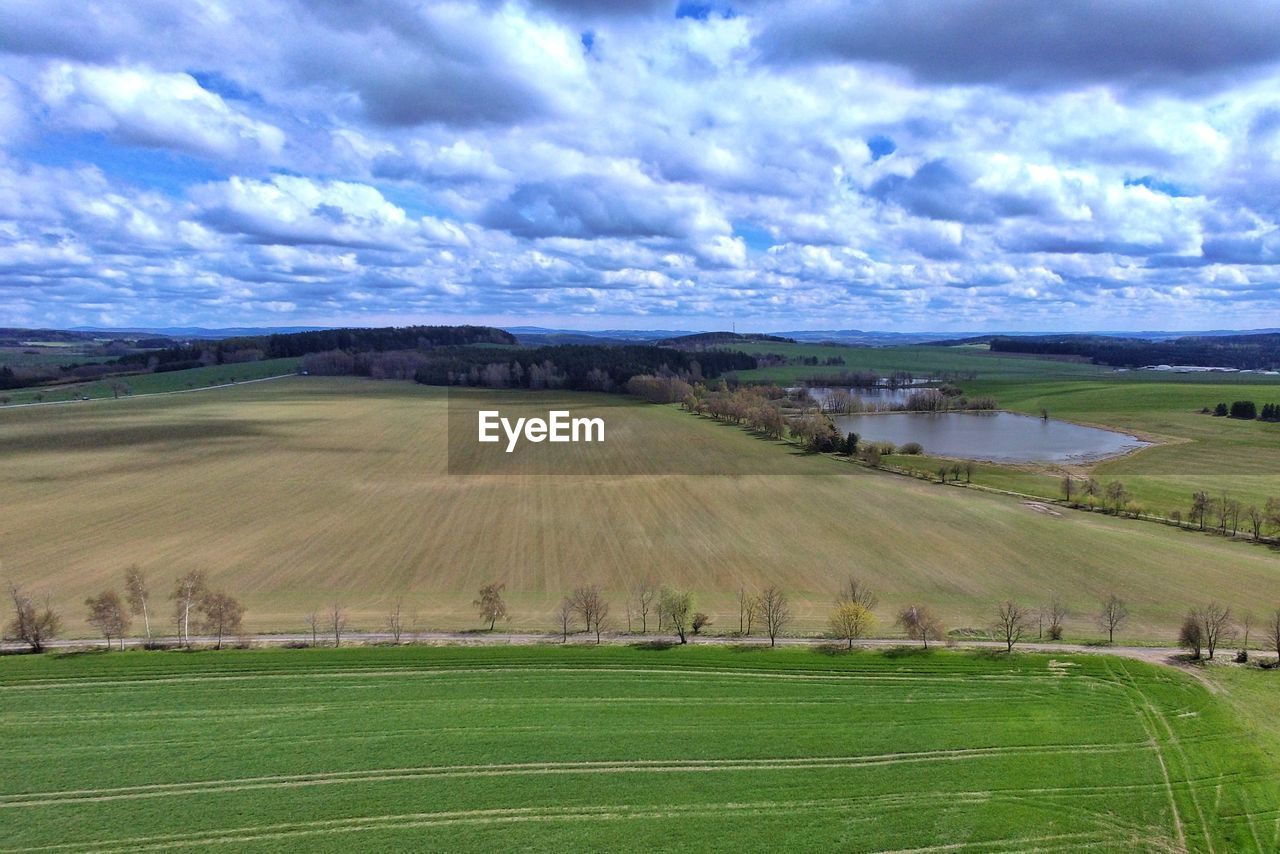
69,326,332,339
503,327,694,345
655,331,795,348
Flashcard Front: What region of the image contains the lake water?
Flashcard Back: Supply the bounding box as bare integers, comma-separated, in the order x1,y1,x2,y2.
831,411,1149,463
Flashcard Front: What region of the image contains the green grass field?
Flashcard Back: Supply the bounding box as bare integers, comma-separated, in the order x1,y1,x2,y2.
0,358,301,405
1,645,1275,852
0,348,112,368
3,376,1278,640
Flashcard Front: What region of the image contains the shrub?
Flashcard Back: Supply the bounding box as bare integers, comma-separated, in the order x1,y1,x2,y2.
1229,400,1257,420
899,442,924,455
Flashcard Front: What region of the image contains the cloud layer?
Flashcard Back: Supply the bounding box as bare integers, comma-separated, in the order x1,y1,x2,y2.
1,0,1279,331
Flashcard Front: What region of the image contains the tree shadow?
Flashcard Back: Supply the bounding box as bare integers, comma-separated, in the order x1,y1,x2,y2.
882,645,934,659
630,640,678,651
51,647,111,659
727,643,773,653
811,643,853,656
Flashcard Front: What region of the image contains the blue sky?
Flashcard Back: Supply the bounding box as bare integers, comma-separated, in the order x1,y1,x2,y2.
2,0,1280,331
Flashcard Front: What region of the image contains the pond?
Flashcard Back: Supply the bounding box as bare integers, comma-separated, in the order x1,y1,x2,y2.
830,411,1149,464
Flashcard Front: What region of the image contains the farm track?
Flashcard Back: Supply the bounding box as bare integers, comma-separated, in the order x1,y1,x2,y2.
1,630,1223,677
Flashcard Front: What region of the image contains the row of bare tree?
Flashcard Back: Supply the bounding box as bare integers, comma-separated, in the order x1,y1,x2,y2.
8,572,1280,663
5,567,244,652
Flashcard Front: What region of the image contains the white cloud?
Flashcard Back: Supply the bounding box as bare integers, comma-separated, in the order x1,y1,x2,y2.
39,64,285,160
2,0,1280,329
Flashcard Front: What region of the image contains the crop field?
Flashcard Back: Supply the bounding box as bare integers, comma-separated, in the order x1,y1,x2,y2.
1,645,1275,852
0,357,301,405
729,342,1111,384
3,376,1279,639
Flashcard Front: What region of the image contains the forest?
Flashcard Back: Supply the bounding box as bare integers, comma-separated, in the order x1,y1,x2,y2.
987,332,1280,369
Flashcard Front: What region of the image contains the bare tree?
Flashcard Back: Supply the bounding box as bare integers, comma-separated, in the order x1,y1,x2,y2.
570,585,609,644
897,604,945,649
306,609,320,647
171,570,207,647
1046,597,1069,641
838,576,878,611
736,585,753,635
1105,480,1128,513
632,581,657,634
124,565,151,641
1179,613,1203,659
760,585,791,647
1246,506,1265,541
1266,609,1280,664
473,583,508,631
330,602,347,647
1083,477,1101,507
660,588,692,644
1098,594,1129,644
85,591,131,650
198,591,245,650
829,601,874,649
1193,602,1231,660
556,597,575,642
993,600,1030,653
6,585,60,652
1225,498,1242,536
691,612,711,635
1190,491,1211,530
386,597,406,643
1215,491,1231,534
741,590,762,636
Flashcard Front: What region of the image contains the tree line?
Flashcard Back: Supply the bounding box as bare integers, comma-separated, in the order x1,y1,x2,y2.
1176,491,1280,542
990,332,1280,371
1060,474,1144,518
116,325,517,372
6,567,244,652
1208,400,1280,422
14,572,1280,666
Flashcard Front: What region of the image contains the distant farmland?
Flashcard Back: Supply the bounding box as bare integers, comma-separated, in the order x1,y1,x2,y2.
2,376,1277,639
1,646,1275,852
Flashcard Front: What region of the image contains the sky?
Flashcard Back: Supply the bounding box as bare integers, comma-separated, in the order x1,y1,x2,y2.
3,1,1280,332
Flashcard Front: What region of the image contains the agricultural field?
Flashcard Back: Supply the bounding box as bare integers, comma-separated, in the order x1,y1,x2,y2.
3,375,1279,639
0,357,301,405
0,348,112,368
734,342,1280,519
1,645,1275,852
728,342,1111,384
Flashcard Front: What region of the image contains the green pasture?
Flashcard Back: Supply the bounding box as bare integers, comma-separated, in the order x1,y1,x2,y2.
1,645,1276,851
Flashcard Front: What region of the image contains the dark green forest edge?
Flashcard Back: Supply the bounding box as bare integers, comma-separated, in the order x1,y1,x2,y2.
982,332,1280,370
